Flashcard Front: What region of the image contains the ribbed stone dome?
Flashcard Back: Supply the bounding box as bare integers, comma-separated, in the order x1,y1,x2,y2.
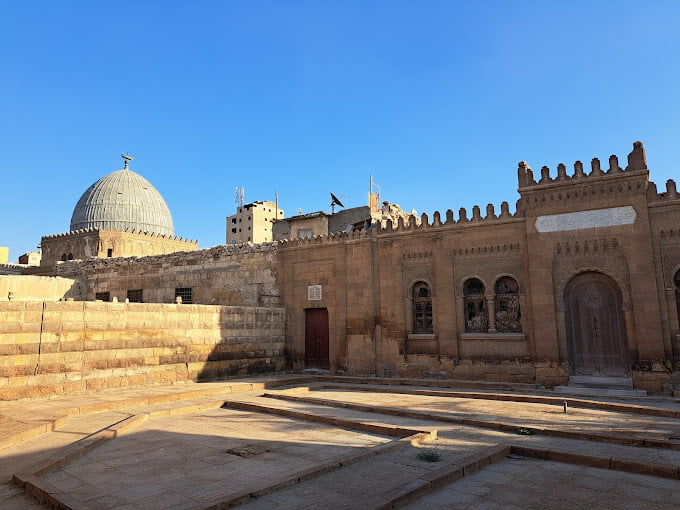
70,165,174,236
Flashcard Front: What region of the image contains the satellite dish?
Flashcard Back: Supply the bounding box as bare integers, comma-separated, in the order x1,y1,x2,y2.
330,192,345,214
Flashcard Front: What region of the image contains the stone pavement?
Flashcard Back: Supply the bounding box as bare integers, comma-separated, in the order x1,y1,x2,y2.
1,376,680,509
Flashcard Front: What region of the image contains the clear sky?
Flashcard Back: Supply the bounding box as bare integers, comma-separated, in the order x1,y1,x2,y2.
2,1,679,261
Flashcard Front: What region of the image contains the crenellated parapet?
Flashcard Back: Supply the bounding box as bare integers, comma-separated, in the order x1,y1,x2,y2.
518,141,648,189
277,200,523,249
41,227,199,244
648,179,680,204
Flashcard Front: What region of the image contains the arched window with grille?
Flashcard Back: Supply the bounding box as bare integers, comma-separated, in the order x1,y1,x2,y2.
464,278,487,332
494,276,522,332
412,281,433,334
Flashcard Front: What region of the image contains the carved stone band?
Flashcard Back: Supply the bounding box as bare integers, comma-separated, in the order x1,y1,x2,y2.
535,206,636,233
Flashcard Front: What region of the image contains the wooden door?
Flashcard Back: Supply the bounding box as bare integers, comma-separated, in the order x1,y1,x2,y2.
564,272,628,376
305,308,329,369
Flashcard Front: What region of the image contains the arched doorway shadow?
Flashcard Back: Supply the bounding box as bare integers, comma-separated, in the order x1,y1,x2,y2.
564,272,629,377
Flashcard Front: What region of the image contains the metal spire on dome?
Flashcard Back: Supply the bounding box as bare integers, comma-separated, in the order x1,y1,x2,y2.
121,153,134,170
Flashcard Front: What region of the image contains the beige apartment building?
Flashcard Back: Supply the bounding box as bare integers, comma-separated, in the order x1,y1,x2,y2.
226,200,284,244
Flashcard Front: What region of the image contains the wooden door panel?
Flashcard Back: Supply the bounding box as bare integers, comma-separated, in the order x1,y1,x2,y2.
305,308,329,369
564,273,628,376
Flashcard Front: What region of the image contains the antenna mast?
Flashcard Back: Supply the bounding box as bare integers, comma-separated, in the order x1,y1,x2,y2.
235,186,245,207
370,174,381,203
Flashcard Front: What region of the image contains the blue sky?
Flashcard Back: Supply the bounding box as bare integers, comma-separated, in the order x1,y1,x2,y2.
2,1,679,261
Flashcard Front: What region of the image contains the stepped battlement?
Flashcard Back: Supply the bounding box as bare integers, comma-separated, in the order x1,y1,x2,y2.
517,141,648,189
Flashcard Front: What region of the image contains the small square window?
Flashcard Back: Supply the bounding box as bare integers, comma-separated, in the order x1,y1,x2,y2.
127,289,143,303
175,287,192,304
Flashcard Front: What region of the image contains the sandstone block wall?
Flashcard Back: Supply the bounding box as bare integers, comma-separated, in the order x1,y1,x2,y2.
0,275,82,302
49,243,280,307
0,301,286,400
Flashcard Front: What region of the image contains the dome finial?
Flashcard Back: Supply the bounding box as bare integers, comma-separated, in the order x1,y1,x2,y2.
121,153,134,170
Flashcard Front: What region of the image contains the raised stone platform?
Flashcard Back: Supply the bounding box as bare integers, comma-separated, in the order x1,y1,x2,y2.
554,376,648,398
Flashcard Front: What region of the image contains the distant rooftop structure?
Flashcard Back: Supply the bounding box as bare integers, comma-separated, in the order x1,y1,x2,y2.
272,190,414,241
226,200,284,244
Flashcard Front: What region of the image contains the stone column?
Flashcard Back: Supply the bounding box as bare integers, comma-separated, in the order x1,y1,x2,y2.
486,295,496,333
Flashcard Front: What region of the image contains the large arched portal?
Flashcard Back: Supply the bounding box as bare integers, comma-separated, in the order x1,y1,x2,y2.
564,272,629,377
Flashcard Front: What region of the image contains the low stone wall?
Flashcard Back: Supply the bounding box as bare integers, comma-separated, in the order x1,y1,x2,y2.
0,275,82,302
47,243,279,307
399,355,569,387
0,301,286,400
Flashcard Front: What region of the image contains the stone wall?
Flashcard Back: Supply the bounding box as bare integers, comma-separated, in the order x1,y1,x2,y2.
41,228,198,266
0,301,286,400
0,275,82,302
48,243,280,307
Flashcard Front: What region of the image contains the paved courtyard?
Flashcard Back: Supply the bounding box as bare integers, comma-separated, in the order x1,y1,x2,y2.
1,376,679,509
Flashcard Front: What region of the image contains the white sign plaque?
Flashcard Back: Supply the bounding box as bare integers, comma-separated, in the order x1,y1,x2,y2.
535,206,636,233
308,285,322,301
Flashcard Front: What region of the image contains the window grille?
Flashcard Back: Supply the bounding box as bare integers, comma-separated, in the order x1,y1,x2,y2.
412,282,433,334
463,278,487,332
175,287,192,304
494,277,521,332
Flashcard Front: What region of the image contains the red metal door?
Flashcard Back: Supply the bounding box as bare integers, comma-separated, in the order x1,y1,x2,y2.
305,308,329,369
564,272,629,376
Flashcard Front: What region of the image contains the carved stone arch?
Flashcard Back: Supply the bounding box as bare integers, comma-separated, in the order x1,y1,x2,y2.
493,273,522,294
408,278,435,297
555,264,632,314
460,275,488,296
552,249,633,365
563,271,629,377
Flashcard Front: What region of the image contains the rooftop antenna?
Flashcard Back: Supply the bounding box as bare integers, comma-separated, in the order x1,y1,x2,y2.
235,186,245,207
121,153,134,170
330,192,345,214
370,174,381,203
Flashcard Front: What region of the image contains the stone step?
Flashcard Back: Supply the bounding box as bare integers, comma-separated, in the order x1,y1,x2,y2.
553,375,647,398
567,376,634,390
553,385,648,398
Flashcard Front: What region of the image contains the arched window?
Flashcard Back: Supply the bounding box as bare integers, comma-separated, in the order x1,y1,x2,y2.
412,282,433,334
674,270,680,327
67,253,74,260
464,278,487,332
494,276,522,332
61,253,68,262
